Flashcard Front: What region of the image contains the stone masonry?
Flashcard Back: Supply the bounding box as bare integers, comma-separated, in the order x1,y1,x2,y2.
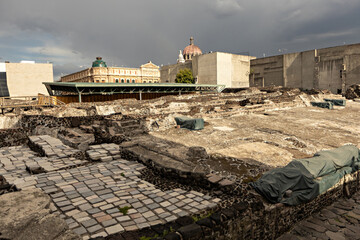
0,136,220,239
278,191,360,240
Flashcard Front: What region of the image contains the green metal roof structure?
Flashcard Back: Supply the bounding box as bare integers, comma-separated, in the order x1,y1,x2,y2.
43,82,225,102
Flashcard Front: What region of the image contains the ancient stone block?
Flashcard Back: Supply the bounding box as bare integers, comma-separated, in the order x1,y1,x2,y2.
177,223,203,240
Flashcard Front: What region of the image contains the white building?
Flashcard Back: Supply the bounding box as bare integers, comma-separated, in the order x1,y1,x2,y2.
160,37,255,88
0,61,53,97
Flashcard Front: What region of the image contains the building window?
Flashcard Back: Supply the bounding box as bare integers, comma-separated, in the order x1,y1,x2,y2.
149,80,152,83
96,80,100,83
115,78,119,83
102,80,105,83
132,79,135,83
143,81,147,83
121,79,124,83
126,79,130,83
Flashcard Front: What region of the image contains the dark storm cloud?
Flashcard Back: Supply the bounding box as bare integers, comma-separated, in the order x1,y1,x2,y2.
1,0,360,79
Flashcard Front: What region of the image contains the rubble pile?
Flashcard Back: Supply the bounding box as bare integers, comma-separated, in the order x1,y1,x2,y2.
0,189,80,240
0,175,17,195
345,84,360,99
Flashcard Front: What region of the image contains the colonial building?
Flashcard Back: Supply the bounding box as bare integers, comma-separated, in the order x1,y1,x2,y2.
60,57,160,84
160,37,255,88
0,61,53,97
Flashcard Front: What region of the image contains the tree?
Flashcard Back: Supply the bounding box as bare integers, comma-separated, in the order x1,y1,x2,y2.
175,68,194,84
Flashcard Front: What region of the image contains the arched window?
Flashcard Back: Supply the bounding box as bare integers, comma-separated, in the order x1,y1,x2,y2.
132,79,135,83
121,79,124,83
126,79,130,83
115,78,119,83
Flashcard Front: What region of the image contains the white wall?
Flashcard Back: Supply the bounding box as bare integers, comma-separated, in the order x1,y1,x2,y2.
216,52,232,87
231,54,251,88
6,63,53,96
0,63,6,72
194,53,218,85
161,52,252,88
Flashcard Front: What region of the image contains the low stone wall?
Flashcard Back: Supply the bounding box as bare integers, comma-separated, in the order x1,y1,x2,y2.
104,171,360,240
0,128,29,147
115,137,360,239
0,115,146,148
120,143,245,197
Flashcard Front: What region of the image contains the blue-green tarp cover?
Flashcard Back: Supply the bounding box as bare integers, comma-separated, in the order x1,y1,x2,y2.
250,145,360,205
324,98,346,106
175,117,204,130
311,101,334,109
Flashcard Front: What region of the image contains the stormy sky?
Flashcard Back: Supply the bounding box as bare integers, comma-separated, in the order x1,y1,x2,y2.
1,0,360,80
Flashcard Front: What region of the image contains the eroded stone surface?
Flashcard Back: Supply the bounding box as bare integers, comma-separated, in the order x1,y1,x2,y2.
0,188,80,240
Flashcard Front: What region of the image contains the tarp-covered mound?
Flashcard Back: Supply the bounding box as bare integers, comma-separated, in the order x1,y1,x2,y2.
250,145,360,206
175,117,204,130
324,98,346,106
310,101,334,109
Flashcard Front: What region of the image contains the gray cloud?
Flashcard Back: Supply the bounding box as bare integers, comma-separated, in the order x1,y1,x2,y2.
210,0,243,18
0,0,360,79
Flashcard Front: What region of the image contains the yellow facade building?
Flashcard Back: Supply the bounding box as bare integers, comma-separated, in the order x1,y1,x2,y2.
60,57,160,84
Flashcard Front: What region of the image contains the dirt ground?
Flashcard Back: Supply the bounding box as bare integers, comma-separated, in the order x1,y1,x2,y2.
151,101,360,168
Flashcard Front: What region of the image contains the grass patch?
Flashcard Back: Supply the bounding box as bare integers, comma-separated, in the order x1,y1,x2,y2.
242,173,262,183
139,227,174,240
118,206,132,215
192,210,214,222
139,235,158,240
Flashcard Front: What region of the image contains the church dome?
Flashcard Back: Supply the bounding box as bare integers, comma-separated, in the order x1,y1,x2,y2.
183,37,202,60
92,57,107,67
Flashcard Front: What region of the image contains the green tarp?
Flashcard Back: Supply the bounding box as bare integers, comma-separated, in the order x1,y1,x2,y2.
324,98,346,106
175,117,204,130
250,145,360,206
311,101,334,109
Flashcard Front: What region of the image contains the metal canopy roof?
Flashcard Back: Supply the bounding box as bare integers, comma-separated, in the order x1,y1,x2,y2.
43,82,225,96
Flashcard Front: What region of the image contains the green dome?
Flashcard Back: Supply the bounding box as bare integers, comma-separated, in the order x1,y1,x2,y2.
92,57,107,67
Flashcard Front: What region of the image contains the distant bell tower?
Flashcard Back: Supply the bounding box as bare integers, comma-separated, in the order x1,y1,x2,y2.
177,50,185,63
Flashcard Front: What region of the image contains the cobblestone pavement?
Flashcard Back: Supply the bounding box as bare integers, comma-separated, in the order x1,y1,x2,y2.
278,191,360,240
0,136,220,239
0,144,87,189
86,143,122,162
29,135,82,158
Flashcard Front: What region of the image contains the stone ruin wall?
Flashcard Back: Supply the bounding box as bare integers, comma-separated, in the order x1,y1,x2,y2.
0,114,359,239
0,89,358,239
